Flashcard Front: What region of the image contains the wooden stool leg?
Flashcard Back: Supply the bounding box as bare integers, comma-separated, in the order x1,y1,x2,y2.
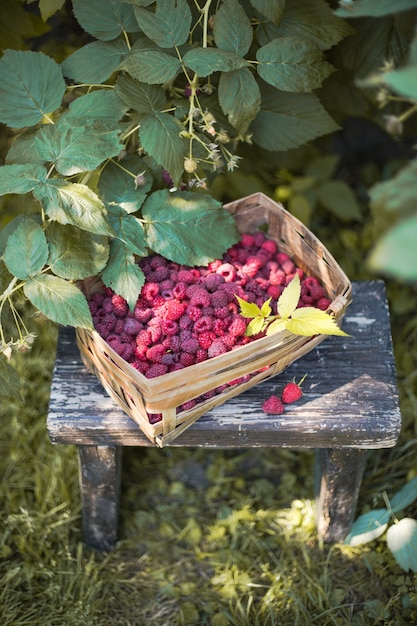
315,448,367,543
78,445,122,551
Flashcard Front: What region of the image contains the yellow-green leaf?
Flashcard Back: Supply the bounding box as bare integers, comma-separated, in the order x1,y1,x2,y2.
277,273,300,319
236,296,262,319
287,307,349,337
266,318,288,336
260,297,272,317
246,317,266,337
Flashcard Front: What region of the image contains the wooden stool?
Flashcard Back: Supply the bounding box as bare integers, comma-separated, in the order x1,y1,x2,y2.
47,281,401,551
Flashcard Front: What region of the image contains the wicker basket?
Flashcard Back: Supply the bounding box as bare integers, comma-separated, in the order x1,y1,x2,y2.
76,192,352,447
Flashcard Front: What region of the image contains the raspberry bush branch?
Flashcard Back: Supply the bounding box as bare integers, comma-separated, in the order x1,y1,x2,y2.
237,274,349,339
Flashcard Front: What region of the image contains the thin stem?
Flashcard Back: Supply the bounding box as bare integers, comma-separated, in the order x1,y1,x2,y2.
122,29,132,51
398,103,417,123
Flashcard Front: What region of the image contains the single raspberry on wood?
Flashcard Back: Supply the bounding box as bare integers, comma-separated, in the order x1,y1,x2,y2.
281,375,307,404
262,395,285,415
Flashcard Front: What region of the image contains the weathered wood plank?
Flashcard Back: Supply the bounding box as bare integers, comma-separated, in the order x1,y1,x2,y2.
47,281,401,449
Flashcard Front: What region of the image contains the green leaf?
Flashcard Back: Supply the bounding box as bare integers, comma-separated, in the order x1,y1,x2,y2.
65,90,128,125
0,358,21,400
183,47,249,77
139,112,186,185
331,14,413,78
34,180,114,236
39,0,65,21
133,0,191,48
345,509,390,546
106,205,148,255
142,189,239,265
236,296,262,319
246,317,267,337
23,274,93,329
101,239,145,311
275,0,354,50
384,65,417,100
122,50,181,84
317,180,362,222
390,477,417,513
3,217,48,280
0,50,66,128
256,37,334,93
35,121,123,176
250,85,339,151
99,156,153,214
218,68,261,134
5,131,45,166
61,39,130,84
335,0,417,18
0,164,47,195
277,274,300,319
72,0,138,41
213,0,253,56
369,159,417,214
386,518,417,573
250,0,286,24
287,307,349,337
116,74,166,113
367,216,417,281
47,222,109,280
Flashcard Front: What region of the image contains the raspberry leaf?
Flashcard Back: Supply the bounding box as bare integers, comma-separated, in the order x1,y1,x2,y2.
286,307,349,336
23,274,93,329
133,0,192,48
265,318,288,336
213,0,253,56
62,39,131,84
246,317,267,337
71,0,138,41
386,518,417,573
101,240,146,311
0,164,47,196
235,297,262,319
390,476,417,513
277,273,300,319
47,223,110,280
3,217,48,281
345,509,390,546
260,297,272,317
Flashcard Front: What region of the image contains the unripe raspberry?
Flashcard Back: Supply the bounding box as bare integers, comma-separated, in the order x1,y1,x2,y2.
184,157,198,173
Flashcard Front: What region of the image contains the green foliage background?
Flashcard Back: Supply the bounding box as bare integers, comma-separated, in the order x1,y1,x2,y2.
1,0,417,623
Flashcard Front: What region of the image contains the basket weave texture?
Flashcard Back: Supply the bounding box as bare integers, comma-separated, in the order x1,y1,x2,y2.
76,192,352,447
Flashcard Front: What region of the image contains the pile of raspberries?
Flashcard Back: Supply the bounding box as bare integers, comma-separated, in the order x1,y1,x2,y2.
87,231,330,421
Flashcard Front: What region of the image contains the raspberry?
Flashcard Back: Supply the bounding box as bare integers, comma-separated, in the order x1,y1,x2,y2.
186,305,202,321
108,338,125,356
204,273,225,292
211,290,229,308
228,316,247,337
146,344,166,363
281,259,295,275
146,363,168,378
214,305,230,320
240,233,254,248
180,399,197,411
173,281,187,299
198,331,215,349
252,231,266,247
179,314,193,330
208,338,227,358
148,412,163,423
124,317,141,335
131,360,150,374
316,298,331,310
136,329,152,347
142,282,159,302
262,395,285,415
123,343,134,361
207,259,222,271
169,363,185,372
216,263,237,282
180,352,196,367
213,318,228,335
181,338,199,354
194,316,213,333
133,306,153,323
114,318,125,334
153,266,170,282
196,348,208,363
268,269,285,286
187,285,211,308
309,285,327,301
261,239,277,254
161,353,177,366
267,285,283,299
89,301,98,315
281,376,306,404
164,300,186,321
222,334,236,350
169,335,182,352
161,319,179,336
111,294,129,317
178,269,197,284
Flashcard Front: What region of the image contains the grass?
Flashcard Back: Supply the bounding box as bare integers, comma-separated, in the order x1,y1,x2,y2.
1,298,417,625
